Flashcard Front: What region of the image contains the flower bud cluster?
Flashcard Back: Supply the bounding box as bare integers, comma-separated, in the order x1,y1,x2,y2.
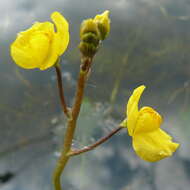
79,10,110,58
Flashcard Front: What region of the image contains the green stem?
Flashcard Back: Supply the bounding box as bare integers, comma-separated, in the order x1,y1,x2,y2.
53,157,69,190
53,58,91,190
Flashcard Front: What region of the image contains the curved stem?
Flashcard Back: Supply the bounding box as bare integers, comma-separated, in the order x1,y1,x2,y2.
55,64,70,118
68,126,124,156
53,156,69,190
53,58,92,190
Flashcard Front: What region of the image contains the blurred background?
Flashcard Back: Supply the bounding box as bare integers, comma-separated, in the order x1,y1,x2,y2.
0,0,189,189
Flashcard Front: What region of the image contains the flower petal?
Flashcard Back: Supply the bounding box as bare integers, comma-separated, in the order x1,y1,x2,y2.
39,12,69,70
51,11,69,55
134,106,162,134
11,22,54,69
126,85,146,136
132,128,179,162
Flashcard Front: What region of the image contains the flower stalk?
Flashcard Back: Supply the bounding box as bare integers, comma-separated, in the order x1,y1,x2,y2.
53,57,122,190
54,62,70,118
53,58,93,190
68,126,123,157
53,11,112,190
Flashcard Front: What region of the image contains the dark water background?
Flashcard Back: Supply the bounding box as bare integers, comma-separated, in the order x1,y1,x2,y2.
1,0,190,189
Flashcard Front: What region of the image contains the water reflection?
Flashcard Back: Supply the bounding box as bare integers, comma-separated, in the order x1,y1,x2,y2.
1,0,190,190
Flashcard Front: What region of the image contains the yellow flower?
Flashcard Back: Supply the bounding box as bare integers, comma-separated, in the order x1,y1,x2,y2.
121,85,179,162
10,11,69,70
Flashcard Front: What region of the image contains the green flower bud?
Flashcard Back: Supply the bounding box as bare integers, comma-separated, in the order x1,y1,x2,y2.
94,10,110,40
79,10,110,58
80,19,99,39
79,41,98,58
81,32,100,47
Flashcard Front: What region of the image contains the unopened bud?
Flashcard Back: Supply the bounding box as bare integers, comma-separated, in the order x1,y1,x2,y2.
81,32,99,47
79,10,110,58
80,19,99,39
94,10,110,40
79,41,98,58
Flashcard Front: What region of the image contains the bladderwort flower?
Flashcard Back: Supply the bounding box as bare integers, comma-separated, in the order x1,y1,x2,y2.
10,11,69,70
121,85,179,162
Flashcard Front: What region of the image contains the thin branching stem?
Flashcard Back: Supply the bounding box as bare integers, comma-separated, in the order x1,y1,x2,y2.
53,58,123,190
53,58,92,190
68,126,124,156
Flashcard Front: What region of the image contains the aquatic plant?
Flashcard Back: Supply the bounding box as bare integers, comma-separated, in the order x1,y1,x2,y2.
10,10,179,190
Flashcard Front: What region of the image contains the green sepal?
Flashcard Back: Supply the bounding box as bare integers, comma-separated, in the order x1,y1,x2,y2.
120,118,127,128
81,32,100,47
79,41,98,58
